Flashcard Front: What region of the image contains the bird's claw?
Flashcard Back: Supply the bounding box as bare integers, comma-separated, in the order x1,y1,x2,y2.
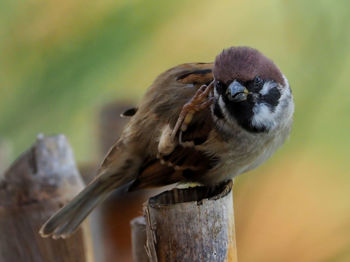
171,80,215,140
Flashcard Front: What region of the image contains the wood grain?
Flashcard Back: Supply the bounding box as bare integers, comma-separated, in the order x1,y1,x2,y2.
0,134,93,262
132,181,237,262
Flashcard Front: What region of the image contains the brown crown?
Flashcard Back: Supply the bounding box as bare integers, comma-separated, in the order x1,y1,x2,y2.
213,46,284,85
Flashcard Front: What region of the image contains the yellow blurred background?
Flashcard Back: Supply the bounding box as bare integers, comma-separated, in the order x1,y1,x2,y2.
1,0,350,261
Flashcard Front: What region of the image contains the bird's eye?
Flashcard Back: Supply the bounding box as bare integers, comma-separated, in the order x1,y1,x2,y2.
215,81,225,92
254,76,264,87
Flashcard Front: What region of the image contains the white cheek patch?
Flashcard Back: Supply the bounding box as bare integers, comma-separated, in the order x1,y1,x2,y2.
260,81,277,95
252,103,276,130
253,75,294,131
251,80,279,130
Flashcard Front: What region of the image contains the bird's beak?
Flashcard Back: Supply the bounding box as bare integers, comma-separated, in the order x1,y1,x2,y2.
226,80,249,102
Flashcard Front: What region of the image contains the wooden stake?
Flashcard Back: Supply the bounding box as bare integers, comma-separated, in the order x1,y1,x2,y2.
131,216,148,262
0,134,93,262
132,180,237,262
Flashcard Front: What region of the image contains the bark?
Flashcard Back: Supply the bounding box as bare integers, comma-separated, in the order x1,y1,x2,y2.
131,216,148,262
132,180,237,262
0,134,93,262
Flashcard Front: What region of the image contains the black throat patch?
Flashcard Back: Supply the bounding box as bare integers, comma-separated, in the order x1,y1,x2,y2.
224,96,268,133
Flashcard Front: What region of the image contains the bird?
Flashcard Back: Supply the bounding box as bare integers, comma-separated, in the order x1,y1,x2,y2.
40,46,294,239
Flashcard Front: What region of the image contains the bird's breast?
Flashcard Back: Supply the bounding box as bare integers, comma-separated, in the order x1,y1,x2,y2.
199,126,288,184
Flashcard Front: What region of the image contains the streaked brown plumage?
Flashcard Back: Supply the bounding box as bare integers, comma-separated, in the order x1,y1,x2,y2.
40,47,294,239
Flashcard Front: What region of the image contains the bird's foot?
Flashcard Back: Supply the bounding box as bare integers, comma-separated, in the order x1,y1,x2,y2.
171,80,215,140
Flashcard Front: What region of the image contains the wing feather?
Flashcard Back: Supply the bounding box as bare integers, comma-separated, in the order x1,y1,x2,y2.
129,63,219,190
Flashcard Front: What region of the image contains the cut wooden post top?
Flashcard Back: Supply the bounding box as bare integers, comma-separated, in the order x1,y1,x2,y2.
147,180,233,207
140,180,237,262
0,134,85,207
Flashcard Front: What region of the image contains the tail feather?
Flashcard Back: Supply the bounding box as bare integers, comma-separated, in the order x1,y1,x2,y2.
40,179,113,239
40,141,141,239
39,174,136,239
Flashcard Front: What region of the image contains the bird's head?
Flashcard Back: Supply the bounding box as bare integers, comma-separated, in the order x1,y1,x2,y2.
213,46,293,133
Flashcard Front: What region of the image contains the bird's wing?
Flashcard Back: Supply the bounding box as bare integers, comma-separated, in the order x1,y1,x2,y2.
129,63,219,190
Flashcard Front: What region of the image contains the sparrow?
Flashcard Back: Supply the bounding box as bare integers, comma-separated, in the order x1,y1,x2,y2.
40,46,294,239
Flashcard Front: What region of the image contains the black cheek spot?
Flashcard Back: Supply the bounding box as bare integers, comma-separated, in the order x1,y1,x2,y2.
262,87,281,108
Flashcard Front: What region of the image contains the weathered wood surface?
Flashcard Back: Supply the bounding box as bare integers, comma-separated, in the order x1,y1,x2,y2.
0,134,93,262
133,180,237,262
131,216,148,262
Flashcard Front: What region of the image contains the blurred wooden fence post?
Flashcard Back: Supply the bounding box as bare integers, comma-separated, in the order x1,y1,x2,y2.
131,217,148,262
0,134,93,262
131,181,237,262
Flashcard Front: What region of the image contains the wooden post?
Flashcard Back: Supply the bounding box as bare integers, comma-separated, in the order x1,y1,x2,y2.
132,180,237,262
131,217,148,262
0,134,93,262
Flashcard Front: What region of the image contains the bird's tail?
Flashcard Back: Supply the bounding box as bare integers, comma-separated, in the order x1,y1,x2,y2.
39,172,133,239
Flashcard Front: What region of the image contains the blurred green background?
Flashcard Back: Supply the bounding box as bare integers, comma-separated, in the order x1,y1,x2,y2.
1,0,350,261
